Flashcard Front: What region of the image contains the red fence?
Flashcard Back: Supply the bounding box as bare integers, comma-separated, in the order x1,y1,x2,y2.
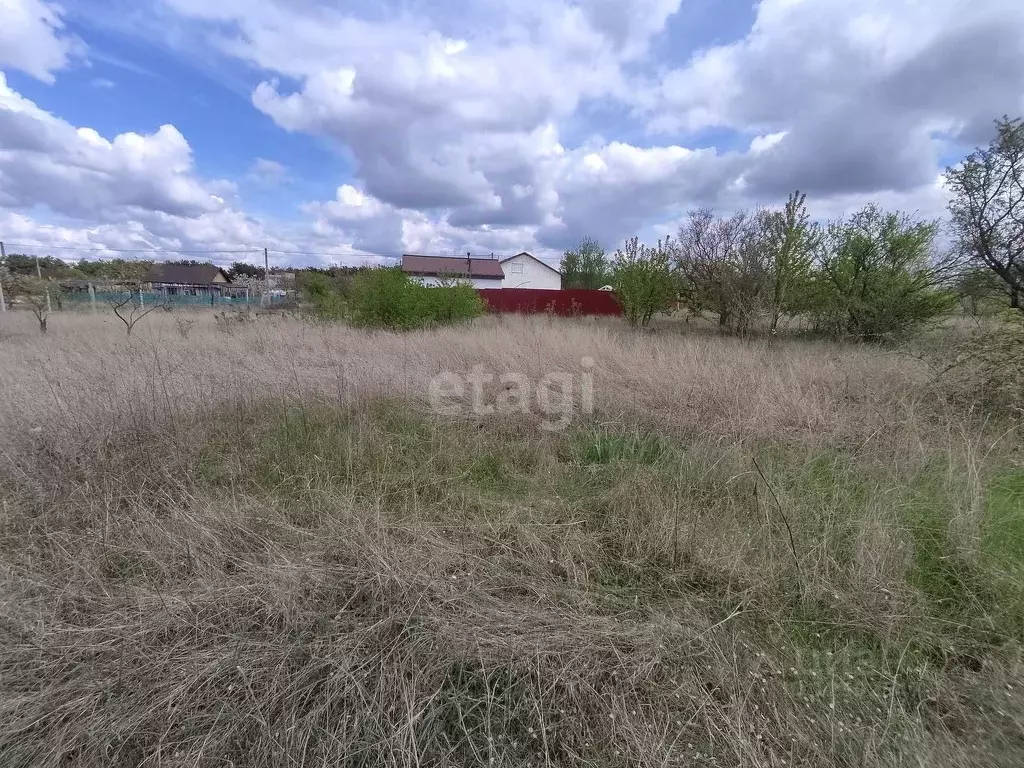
477,288,622,317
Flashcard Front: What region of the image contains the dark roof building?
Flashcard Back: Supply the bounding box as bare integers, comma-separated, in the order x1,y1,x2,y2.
145,264,232,286
401,254,505,280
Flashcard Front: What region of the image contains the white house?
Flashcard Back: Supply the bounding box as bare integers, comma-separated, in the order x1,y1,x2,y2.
401,254,505,289
499,252,562,290
400,252,562,290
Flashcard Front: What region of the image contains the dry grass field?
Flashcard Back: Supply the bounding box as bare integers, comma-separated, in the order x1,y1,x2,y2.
0,308,1022,767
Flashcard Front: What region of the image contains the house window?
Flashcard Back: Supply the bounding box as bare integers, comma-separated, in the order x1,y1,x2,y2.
510,262,524,274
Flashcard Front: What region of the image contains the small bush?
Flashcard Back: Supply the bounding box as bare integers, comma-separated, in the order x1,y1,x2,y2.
174,316,195,339
299,272,347,321
212,310,253,334
349,267,484,329
941,311,1024,413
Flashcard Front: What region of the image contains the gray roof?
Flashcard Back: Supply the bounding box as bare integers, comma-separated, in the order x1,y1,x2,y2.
146,264,231,285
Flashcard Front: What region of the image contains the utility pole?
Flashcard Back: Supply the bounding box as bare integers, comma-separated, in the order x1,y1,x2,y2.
0,240,6,313
263,247,270,307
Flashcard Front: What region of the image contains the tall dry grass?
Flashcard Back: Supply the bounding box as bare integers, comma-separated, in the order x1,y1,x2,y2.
0,309,933,446
0,308,1021,768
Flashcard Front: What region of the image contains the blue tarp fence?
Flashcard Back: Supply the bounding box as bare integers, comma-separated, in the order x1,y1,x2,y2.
58,290,288,307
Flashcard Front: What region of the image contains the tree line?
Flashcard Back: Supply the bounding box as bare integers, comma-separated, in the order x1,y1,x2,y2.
0,257,284,281
562,117,1024,338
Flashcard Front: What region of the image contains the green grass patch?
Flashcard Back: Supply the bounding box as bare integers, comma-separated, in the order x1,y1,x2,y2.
194,400,1024,655
569,427,674,465
902,469,984,615
984,467,1024,571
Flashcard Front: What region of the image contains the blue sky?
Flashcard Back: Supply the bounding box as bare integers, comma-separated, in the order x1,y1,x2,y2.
1,0,1022,267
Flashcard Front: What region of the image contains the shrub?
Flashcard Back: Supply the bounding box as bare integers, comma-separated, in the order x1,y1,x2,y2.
299,272,347,321
810,205,955,341
348,267,414,328
174,316,196,339
416,280,484,325
941,311,1024,414
612,237,676,328
349,267,484,329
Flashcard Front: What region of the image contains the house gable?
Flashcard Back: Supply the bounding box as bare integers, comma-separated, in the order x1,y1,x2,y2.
499,252,561,276
498,252,562,290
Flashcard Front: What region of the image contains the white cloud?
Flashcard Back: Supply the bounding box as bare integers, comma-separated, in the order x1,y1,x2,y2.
157,0,1015,252
639,0,1024,135
0,73,229,219
3,0,1024,263
246,158,288,185
0,0,81,83
174,0,680,239
749,131,787,154
310,184,388,222
0,77,313,264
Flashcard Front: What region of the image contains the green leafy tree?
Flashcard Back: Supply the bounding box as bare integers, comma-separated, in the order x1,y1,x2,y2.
946,116,1024,311
229,262,266,280
672,195,818,335
561,238,611,289
75,258,154,279
956,266,1008,316
164,259,215,268
811,205,954,341
1,254,72,278
612,237,676,328
763,191,819,332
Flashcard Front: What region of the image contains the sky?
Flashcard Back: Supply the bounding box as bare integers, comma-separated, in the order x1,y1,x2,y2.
0,0,1022,268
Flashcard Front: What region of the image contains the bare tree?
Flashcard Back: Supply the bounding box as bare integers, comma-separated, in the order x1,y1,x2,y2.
107,284,167,336
672,208,771,333
11,276,51,334
946,116,1024,311
102,262,167,336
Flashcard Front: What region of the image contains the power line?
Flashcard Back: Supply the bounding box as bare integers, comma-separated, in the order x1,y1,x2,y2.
1,242,396,259
1,242,557,266
265,249,399,258
0,242,264,254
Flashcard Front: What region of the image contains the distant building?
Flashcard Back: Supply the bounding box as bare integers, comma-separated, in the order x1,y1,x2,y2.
498,252,562,290
400,252,561,290
401,254,505,289
146,264,232,290
144,264,246,297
